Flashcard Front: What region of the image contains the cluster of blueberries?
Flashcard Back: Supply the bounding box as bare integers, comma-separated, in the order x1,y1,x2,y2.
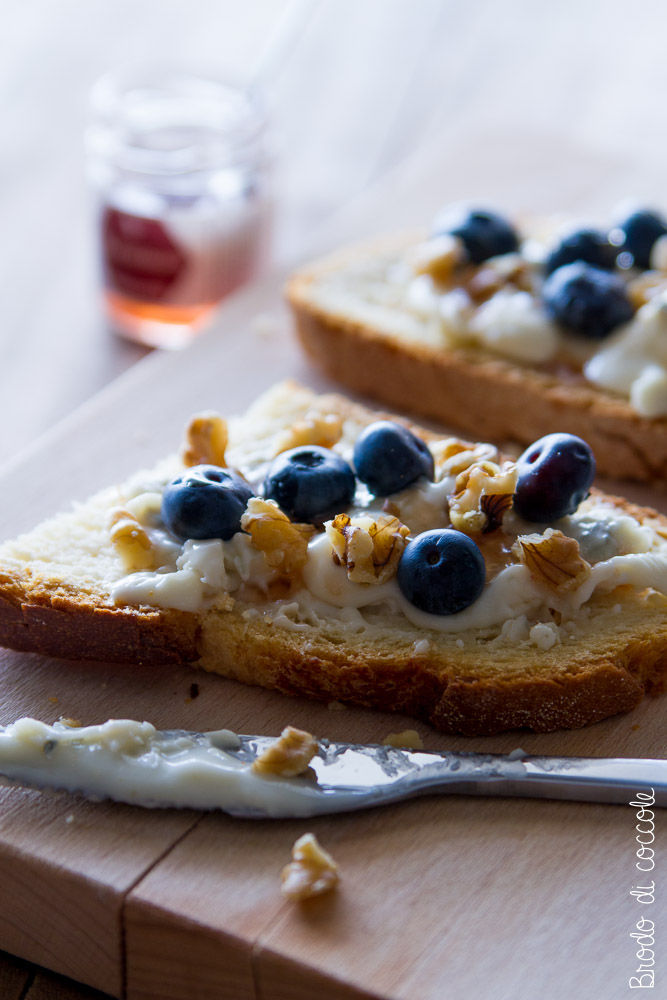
160,423,595,617
434,205,667,340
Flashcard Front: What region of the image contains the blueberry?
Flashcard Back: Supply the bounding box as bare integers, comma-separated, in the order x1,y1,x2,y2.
513,433,596,523
433,207,519,264
397,529,485,616
542,261,634,339
612,209,667,269
162,465,253,541
353,421,434,496
263,446,355,524
543,228,616,276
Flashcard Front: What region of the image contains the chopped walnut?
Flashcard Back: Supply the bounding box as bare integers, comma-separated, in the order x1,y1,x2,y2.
274,410,343,455
182,412,228,468
514,528,591,594
448,460,518,535
464,256,533,303
124,491,162,524
627,271,667,309
431,438,499,479
241,498,315,576
281,833,340,901
326,512,410,584
408,234,464,284
252,726,319,778
383,729,424,750
109,508,157,571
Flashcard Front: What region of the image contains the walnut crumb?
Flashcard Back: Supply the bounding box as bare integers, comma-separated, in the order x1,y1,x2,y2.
515,528,591,594
109,508,157,571
430,438,499,479
241,497,315,576
281,833,340,901
252,726,319,778
182,412,228,468
448,460,517,535
326,512,409,584
274,410,343,455
382,729,424,750
408,234,464,284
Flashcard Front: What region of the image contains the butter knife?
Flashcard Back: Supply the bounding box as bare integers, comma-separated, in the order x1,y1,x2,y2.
0,718,664,817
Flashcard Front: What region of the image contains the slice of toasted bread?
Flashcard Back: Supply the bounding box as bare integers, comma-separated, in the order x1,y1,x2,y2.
0,381,666,736
286,235,667,482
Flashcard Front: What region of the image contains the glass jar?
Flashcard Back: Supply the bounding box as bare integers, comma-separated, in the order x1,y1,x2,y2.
86,68,273,348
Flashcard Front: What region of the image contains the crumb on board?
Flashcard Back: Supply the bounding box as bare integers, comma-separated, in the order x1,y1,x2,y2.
382,729,424,750
327,700,347,711
281,833,340,901
252,726,319,777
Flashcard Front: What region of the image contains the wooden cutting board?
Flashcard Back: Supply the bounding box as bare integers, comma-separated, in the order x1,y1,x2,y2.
0,273,666,1000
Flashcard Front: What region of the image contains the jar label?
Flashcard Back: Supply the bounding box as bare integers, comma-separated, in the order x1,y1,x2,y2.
102,208,186,302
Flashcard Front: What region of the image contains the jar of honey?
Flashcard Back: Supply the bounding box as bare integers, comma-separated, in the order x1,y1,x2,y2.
87,68,273,348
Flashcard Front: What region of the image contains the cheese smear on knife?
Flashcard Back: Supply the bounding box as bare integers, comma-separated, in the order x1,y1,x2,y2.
0,717,340,818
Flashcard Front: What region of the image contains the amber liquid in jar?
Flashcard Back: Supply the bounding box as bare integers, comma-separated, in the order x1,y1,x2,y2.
88,70,272,348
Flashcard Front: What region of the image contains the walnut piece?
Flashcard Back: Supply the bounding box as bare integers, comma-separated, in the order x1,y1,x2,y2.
326,513,410,584
448,460,518,535
252,726,319,778
182,412,228,468
515,528,591,594
281,833,340,901
241,497,315,576
627,271,667,309
274,409,343,455
464,256,533,303
430,438,499,479
382,729,424,750
408,234,464,284
109,508,157,571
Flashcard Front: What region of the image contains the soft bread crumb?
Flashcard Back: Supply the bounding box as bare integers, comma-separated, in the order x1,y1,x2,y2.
382,729,424,750
252,726,319,777
281,833,340,901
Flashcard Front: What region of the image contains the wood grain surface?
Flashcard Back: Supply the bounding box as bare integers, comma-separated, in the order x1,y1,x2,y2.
3,1,667,997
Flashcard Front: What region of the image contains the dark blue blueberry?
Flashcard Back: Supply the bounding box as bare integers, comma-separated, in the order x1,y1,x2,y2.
513,433,596,523
161,465,253,541
612,209,667,269
263,446,355,524
544,228,616,276
397,529,486,616
433,207,519,264
542,261,634,339
353,421,434,496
